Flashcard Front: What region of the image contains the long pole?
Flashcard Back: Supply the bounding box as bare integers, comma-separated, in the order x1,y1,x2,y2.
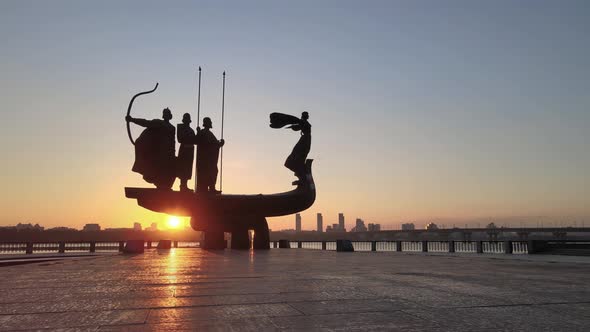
220,71,226,192
195,66,201,191
197,66,201,124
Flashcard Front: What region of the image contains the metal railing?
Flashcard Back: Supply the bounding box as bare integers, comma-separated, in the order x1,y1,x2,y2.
0,240,529,255
0,241,200,255
269,240,529,255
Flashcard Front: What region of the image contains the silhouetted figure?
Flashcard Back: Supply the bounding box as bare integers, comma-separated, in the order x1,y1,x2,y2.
126,108,176,189
270,111,311,183
195,117,225,193
176,113,196,192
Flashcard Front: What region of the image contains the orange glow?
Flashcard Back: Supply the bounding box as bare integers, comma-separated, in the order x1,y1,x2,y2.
166,216,182,229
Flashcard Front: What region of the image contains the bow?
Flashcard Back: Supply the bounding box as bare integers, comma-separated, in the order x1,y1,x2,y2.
126,83,159,145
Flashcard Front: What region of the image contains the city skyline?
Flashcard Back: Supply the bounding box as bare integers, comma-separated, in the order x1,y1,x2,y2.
1,1,589,230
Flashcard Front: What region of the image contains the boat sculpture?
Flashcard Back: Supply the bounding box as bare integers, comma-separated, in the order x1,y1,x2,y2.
124,83,316,249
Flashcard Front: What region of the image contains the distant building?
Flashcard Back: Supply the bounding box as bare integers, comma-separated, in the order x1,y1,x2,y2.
351,218,367,232
295,213,302,232
368,223,381,231
15,223,44,231
145,222,158,231
316,213,323,232
47,227,77,231
82,223,100,231
425,222,439,231
104,227,133,231
134,222,142,231
401,223,415,231
326,223,338,232
338,213,345,231
486,222,497,229
277,229,296,233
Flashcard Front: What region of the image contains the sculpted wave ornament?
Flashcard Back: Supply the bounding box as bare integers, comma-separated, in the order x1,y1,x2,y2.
124,83,315,250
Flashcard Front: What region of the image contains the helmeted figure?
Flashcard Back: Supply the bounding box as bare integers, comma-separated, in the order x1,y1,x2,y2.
270,111,311,182
176,113,196,192
195,117,225,193
127,108,176,189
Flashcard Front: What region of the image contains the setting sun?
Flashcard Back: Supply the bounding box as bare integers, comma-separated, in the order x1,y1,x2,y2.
166,216,182,229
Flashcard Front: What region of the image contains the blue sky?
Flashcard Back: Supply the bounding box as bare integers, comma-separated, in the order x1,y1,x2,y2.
0,1,588,230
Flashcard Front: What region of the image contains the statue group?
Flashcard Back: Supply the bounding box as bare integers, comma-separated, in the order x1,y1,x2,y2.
124,80,315,250
126,110,224,193
127,107,311,193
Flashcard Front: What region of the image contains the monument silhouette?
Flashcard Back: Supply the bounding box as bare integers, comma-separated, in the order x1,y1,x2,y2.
124,80,316,250
176,113,196,192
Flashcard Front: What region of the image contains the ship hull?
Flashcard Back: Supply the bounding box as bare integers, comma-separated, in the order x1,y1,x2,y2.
125,160,316,238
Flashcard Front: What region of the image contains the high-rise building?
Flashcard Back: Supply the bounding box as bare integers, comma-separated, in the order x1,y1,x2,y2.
351,218,367,232
401,223,415,231
317,213,323,232
368,223,381,231
338,213,345,232
425,222,439,231
295,213,302,232
133,222,142,231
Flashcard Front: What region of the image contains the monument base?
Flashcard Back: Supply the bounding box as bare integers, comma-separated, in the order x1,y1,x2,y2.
123,240,145,254
157,240,172,249
336,240,354,252
202,231,226,250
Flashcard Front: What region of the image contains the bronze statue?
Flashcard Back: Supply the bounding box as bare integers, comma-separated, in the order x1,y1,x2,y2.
195,117,225,193
176,113,196,192
126,108,176,189
125,80,317,251
270,111,311,184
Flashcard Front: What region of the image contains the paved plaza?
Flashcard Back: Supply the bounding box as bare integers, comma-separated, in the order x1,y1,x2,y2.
0,249,589,331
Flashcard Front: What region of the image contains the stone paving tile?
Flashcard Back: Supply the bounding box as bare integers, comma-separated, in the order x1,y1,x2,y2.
0,290,380,315
270,311,434,330
98,317,279,332
38,328,100,332
0,310,149,331
146,303,302,323
0,249,589,330
403,303,590,331
288,298,418,315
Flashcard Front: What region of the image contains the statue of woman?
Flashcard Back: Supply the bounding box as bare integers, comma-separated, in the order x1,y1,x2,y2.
270,111,311,184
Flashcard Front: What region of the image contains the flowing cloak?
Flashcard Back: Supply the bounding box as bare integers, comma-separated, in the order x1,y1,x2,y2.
270,112,300,129
176,123,195,180
195,128,222,189
132,119,176,189
269,113,312,177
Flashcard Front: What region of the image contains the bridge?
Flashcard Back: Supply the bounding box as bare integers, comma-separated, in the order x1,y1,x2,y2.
271,227,590,242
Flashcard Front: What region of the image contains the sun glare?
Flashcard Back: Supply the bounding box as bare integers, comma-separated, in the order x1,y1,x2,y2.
167,216,182,229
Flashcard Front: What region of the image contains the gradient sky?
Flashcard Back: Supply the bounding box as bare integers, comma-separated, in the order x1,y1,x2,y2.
1,0,589,231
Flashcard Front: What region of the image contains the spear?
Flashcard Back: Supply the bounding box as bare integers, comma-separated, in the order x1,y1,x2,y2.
197,66,202,124
220,71,226,193
194,66,202,192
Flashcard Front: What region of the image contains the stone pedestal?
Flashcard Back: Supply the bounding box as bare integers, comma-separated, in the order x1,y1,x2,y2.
123,240,145,254
202,231,226,250
231,230,250,250
252,218,270,250
336,240,354,252
157,240,172,249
